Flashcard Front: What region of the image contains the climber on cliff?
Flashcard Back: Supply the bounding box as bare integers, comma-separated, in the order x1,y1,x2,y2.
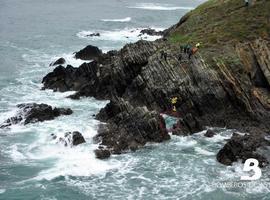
180,44,192,53
160,50,168,62
195,43,201,48
188,46,199,59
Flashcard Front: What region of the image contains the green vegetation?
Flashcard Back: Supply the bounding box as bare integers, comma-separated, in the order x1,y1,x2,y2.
168,0,270,48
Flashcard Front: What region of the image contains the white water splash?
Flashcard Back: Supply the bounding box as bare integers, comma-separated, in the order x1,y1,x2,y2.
128,3,194,11
101,17,131,22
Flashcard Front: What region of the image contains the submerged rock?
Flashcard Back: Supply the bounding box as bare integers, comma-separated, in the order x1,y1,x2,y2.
139,28,163,36
86,33,100,37
49,57,66,66
74,45,102,60
0,103,72,128
93,98,170,158
217,133,270,167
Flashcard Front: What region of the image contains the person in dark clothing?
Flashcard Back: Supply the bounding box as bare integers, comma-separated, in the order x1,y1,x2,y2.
178,54,182,61
184,44,192,53
245,0,249,7
160,50,168,61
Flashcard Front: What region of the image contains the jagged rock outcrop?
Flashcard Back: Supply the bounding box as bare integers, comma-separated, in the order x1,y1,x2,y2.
42,38,270,134
50,57,66,66
41,0,270,161
217,133,270,167
93,98,170,158
75,45,102,60
0,103,72,128
42,61,98,92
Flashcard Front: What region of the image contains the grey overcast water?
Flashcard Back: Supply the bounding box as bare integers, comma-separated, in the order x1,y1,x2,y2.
0,0,270,199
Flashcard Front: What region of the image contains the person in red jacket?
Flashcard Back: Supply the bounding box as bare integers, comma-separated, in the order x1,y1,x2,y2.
188,47,199,59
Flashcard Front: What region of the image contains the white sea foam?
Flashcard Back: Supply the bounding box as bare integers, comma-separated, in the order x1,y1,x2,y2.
10,145,27,161
0,189,6,194
101,17,131,22
77,27,164,43
50,53,87,67
194,147,215,156
128,3,194,11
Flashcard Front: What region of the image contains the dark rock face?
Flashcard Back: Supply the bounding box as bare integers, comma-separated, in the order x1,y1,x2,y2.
75,45,102,60
204,129,216,137
94,149,111,159
42,61,98,92
93,98,170,158
0,103,72,128
42,39,270,135
139,28,164,36
171,114,203,136
70,131,86,146
50,58,66,66
42,36,270,160
217,133,270,167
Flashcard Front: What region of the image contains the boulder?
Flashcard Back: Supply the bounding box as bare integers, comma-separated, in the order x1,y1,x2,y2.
93,98,170,158
51,131,86,146
69,131,86,146
49,57,66,66
204,129,216,137
75,45,102,60
94,149,111,159
0,103,72,128
216,133,270,167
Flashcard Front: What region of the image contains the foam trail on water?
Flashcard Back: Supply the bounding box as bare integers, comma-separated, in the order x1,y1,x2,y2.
101,17,131,22
128,3,194,11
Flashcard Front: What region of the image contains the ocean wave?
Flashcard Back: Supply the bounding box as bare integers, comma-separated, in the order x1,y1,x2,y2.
101,17,131,22
0,189,6,194
128,3,194,11
77,27,164,43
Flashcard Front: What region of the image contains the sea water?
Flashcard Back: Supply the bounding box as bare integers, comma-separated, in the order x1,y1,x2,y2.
0,0,270,199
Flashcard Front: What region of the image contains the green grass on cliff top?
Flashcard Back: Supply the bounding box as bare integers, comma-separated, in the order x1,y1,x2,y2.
169,0,270,47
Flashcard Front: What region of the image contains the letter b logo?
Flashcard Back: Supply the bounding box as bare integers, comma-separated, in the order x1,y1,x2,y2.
240,158,262,181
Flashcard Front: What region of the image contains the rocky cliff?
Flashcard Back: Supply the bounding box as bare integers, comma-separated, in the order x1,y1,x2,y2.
42,0,270,162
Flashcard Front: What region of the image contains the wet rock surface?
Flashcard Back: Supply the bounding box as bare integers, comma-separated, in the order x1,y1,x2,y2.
86,33,100,37
52,131,86,146
93,98,170,158
0,103,72,128
50,57,66,66
204,129,216,138
74,45,102,60
217,133,270,167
